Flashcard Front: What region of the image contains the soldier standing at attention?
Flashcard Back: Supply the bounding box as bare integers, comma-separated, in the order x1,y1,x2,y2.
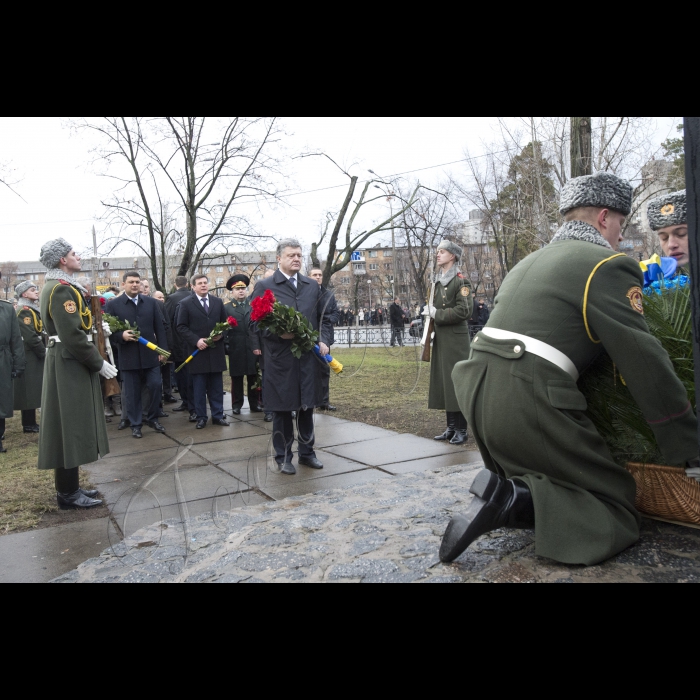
38,238,117,509
441,173,699,567
647,190,689,268
0,277,26,454
13,281,46,434
224,275,263,415
425,240,473,446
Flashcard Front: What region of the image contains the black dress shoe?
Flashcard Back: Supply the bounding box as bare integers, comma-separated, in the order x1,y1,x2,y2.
213,419,230,427
280,463,296,476
57,490,103,510
163,395,178,404
172,404,188,413
324,405,338,412
189,412,199,423
196,419,208,430
435,412,457,442
450,430,469,446
118,419,132,431
23,425,40,434
264,413,273,423
439,470,535,564
80,489,100,499
158,410,169,418
232,409,241,416
299,457,324,470
132,428,143,439
145,421,166,434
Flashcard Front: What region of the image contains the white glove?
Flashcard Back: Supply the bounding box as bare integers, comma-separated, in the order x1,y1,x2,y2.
422,306,437,319
686,458,700,483
100,361,119,380
102,321,113,338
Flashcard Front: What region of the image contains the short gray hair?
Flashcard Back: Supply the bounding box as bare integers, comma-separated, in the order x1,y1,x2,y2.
277,239,303,258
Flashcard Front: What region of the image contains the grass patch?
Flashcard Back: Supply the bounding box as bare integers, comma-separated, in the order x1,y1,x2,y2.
327,347,472,443
0,417,95,536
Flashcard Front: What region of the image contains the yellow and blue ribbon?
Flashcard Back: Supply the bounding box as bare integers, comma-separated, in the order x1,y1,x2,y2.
640,254,678,287
314,345,343,375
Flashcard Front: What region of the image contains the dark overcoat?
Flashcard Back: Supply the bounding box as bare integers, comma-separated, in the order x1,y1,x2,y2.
106,294,168,371
176,294,228,375
452,232,698,566
38,280,109,470
0,299,26,419
320,286,340,346
165,289,192,362
224,299,258,377
250,272,333,412
428,271,473,412
13,304,46,411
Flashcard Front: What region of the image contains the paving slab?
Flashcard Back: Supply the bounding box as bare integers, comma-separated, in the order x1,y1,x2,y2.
314,422,398,449
0,518,111,584
379,450,483,475
258,468,390,501
189,434,274,466
325,434,463,467
59,466,700,584
164,421,270,445
217,450,372,491
100,431,175,459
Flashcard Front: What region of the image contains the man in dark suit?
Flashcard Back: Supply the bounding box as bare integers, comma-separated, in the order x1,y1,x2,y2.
176,274,230,430
250,240,333,476
165,276,194,418
106,270,169,439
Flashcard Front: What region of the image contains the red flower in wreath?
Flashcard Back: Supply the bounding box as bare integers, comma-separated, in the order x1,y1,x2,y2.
100,297,106,307
227,317,239,328
251,290,276,322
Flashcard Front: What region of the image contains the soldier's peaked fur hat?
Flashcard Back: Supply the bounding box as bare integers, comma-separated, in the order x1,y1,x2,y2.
40,238,73,270
437,240,463,260
560,172,633,217
647,190,687,231
15,280,37,297
226,274,251,291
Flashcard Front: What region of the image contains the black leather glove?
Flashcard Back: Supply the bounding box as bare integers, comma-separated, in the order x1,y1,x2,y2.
11,371,23,380
225,345,230,355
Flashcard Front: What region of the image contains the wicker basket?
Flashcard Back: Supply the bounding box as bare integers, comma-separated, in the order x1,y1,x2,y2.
626,463,700,525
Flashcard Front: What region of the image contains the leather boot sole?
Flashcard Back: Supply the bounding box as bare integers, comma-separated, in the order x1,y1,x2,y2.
439,470,505,563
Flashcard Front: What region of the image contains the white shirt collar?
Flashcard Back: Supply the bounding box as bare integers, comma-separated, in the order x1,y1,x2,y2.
126,293,140,305
279,270,298,282
198,294,209,303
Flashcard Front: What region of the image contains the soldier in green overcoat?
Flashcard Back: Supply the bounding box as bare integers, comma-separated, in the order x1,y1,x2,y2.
425,240,473,446
224,275,262,415
13,281,46,434
37,238,117,510
0,287,26,454
441,172,699,567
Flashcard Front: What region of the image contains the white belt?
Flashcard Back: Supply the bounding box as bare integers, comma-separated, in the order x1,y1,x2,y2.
49,335,93,343
478,328,579,382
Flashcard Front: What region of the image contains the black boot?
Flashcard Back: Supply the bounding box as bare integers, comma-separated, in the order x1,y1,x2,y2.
439,469,535,564
435,412,457,442
57,491,103,510
55,468,103,510
450,413,469,446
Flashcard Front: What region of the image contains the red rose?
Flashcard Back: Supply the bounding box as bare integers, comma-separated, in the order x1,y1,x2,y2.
228,317,238,328
251,290,276,322
100,297,106,307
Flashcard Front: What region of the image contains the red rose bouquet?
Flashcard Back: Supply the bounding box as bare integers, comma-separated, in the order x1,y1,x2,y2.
251,290,319,359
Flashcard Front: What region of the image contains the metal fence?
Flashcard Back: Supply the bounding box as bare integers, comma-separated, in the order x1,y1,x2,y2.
333,324,487,346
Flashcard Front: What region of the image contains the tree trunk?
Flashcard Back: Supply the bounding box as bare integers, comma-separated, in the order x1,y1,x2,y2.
683,116,700,451
571,117,592,178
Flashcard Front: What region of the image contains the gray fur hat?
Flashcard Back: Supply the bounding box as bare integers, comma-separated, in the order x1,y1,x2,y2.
40,238,73,270
647,190,687,231
560,172,633,217
15,280,37,298
437,240,463,260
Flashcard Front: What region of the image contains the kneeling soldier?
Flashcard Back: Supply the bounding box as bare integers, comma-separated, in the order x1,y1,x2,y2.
442,173,699,567
38,238,117,509
13,281,46,434
648,190,689,269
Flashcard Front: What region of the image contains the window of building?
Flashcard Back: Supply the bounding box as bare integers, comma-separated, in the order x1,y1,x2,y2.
204,267,211,274
369,264,379,271
369,251,378,258
112,271,120,278
384,264,392,270
216,278,224,286
383,250,393,257
216,266,224,273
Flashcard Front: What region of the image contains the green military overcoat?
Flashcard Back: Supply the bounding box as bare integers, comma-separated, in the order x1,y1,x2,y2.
224,300,258,377
452,223,698,566
38,280,110,471
429,269,473,412
0,299,26,420
13,304,46,411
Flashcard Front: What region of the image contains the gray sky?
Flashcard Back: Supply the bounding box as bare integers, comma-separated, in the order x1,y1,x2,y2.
0,117,680,263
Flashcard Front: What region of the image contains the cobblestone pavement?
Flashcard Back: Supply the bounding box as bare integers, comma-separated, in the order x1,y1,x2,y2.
55,465,700,584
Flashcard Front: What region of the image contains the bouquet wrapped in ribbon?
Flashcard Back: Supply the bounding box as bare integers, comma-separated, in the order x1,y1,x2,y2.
313,345,344,375
175,317,238,373
251,290,319,359
103,313,171,360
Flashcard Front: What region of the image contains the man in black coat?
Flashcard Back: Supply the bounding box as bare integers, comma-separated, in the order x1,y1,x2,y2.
106,270,169,439
389,297,406,347
250,241,333,475
176,274,229,429
309,268,340,411
165,277,194,416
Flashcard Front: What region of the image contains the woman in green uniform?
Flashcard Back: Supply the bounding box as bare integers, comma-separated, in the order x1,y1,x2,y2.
13,281,46,434
425,240,473,446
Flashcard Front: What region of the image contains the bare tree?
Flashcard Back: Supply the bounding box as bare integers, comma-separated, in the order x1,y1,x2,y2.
302,155,421,288
74,117,282,291
0,161,24,201
0,262,20,300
